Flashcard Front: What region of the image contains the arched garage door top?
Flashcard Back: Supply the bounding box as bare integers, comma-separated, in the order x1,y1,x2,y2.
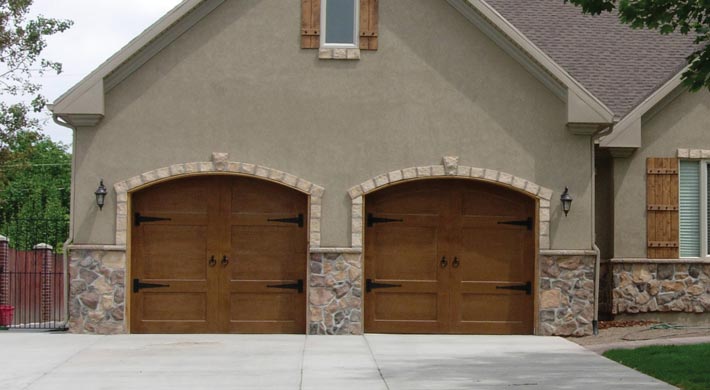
347,157,553,249
112,156,324,247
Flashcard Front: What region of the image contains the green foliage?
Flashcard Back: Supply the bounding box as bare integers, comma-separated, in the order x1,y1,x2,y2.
564,0,710,91
0,131,70,250
0,0,72,149
604,343,710,390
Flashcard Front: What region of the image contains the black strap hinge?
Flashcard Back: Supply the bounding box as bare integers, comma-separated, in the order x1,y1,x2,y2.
132,278,170,293
496,281,532,295
366,279,402,293
497,217,533,231
266,279,304,293
267,214,304,227
367,213,404,227
134,213,172,226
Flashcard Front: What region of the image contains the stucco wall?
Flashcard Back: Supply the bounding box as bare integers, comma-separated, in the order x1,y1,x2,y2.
613,89,710,258
72,0,592,248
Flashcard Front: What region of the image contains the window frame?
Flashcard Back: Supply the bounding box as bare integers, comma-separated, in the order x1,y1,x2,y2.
679,159,710,259
320,0,360,49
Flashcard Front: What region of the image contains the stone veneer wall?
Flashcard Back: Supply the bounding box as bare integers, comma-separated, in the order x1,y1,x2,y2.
308,251,363,335
612,262,710,314
539,254,596,336
68,248,126,334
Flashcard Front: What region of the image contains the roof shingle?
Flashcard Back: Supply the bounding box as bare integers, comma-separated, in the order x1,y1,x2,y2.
484,0,697,117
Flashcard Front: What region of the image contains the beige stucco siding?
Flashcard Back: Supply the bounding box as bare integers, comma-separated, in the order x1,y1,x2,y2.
72,0,593,248
613,89,710,258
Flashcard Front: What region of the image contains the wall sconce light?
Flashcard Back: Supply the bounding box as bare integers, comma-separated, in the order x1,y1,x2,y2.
95,179,107,210
560,187,573,217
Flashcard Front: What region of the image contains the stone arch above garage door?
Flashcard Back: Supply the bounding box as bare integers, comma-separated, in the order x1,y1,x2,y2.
347,157,553,249
113,153,324,248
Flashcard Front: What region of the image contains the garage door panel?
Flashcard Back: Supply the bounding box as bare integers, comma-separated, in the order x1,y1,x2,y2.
230,227,304,280
230,292,300,321
132,175,307,334
373,226,440,281
459,227,527,282
459,293,528,322
135,177,211,213
370,189,444,215
366,179,534,335
374,292,439,321
141,225,208,280
461,188,528,217
230,178,305,214
141,293,207,321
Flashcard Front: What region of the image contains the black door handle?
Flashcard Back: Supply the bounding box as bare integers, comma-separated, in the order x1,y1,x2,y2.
221,256,229,266
440,256,448,268
209,256,217,267
452,257,460,268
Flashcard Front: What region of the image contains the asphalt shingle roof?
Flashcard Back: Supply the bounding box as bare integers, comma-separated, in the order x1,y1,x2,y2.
484,0,698,117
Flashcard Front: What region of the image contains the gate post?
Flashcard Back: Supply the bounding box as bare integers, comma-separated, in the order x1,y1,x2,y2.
0,236,8,306
34,243,54,323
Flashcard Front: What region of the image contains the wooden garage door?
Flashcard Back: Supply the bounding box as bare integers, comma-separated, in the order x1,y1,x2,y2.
364,179,535,334
131,176,307,334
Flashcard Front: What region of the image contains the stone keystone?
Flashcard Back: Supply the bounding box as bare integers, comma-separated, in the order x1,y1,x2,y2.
211,152,229,171
443,156,460,175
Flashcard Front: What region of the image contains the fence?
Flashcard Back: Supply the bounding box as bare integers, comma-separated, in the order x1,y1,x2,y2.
0,218,68,330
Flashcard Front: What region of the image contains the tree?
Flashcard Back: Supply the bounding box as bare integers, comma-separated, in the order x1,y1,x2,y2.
0,0,72,156
564,0,710,92
0,131,70,250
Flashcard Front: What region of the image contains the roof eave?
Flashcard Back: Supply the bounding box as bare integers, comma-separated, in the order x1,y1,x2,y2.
600,66,688,151
455,0,615,125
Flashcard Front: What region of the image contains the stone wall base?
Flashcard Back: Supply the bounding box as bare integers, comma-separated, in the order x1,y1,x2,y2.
308,252,363,335
67,247,600,337
539,254,596,336
68,248,127,334
612,262,710,315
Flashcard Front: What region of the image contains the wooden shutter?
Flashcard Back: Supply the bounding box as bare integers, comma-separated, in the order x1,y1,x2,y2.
647,158,679,259
301,0,320,49
359,0,378,50
301,0,379,50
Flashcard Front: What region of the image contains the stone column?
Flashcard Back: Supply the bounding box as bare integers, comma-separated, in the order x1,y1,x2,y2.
34,243,54,322
0,236,8,306
308,250,363,335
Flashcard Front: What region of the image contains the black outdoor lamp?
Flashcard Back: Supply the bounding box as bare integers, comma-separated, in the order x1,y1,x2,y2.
560,187,573,217
95,179,108,210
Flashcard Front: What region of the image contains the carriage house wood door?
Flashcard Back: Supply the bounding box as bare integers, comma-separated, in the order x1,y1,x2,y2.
364,180,535,334
130,176,307,334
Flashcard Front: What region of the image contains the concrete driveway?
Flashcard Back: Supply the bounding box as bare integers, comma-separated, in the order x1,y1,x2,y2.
0,333,675,390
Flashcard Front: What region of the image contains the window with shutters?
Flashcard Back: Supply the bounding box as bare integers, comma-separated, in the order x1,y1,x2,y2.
679,160,710,258
322,0,359,48
302,0,378,58
646,158,679,259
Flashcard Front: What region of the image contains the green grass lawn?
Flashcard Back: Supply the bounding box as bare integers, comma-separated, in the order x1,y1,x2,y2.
603,343,710,390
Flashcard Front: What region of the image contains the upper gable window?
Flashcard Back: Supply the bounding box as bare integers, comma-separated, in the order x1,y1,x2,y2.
322,0,359,48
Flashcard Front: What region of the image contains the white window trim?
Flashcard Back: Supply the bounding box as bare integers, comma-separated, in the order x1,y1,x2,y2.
680,159,710,259
320,0,359,49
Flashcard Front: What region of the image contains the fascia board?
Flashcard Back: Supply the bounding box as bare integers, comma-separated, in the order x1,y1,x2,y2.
461,0,614,123
600,67,687,148
50,0,207,113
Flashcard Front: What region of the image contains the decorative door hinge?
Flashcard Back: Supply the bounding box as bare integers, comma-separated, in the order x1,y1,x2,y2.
495,281,532,295
267,214,304,227
497,217,533,231
366,279,402,293
134,213,172,226
367,213,403,227
266,279,304,293
132,279,170,293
